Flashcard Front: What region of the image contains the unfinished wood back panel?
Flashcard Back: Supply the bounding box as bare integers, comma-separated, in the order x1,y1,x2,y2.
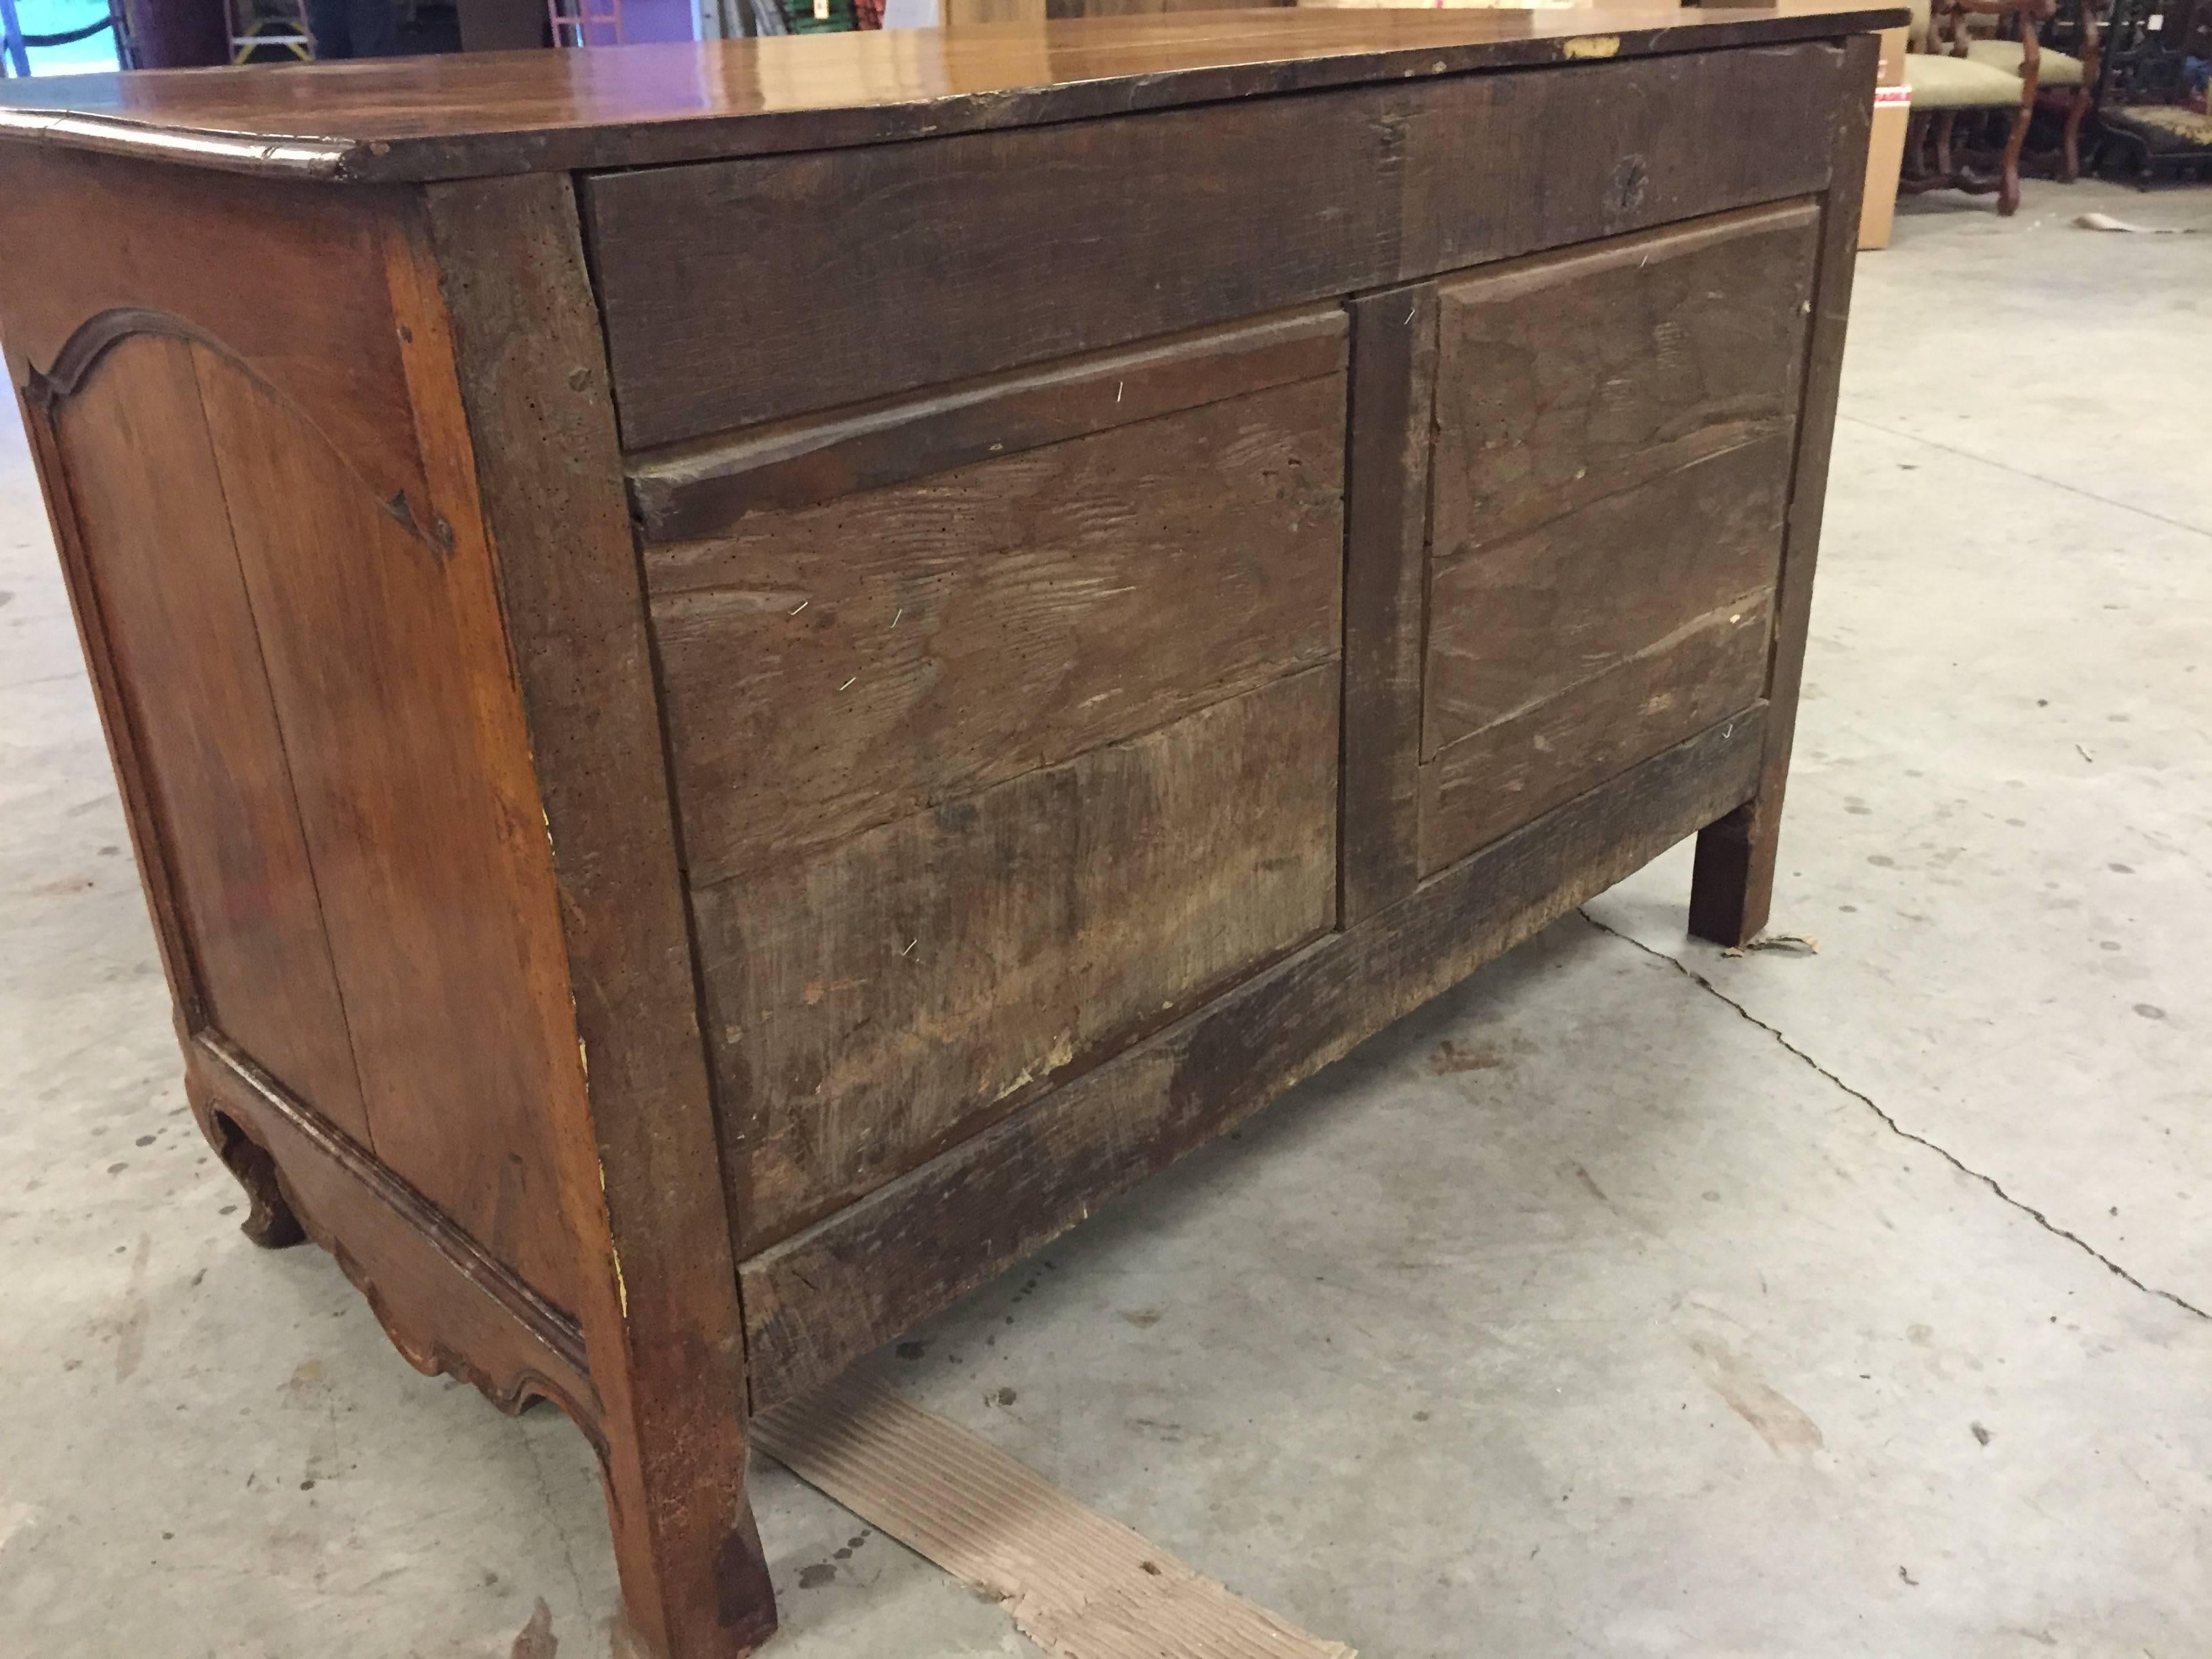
581,45,1847,447
644,316,1349,1248
699,665,1340,1252
741,706,1768,1405
1420,596,1775,869
641,310,1348,888
1415,203,1820,874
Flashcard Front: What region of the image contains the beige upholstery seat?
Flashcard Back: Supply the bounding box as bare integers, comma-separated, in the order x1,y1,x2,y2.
1902,0,2024,106
1964,37,2090,85
1906,50,2037,105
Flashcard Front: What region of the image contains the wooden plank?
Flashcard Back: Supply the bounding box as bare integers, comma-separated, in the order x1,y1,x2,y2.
740,708,1767,1409
650,371,1347,886
583,45,1845,447
1691,33,1881,945
1338,283,1439,925
1423,437,1793,755
697,665,1342,1254
1400,85,1822,321
752,1378,1359,1659
0,7,1908,185
1418,596,1771,874
629,308,1347,543
45,335,372,1148
186,345,582,1320
1404,197,1819,866
417,174,779,1655
1425,201,1818,562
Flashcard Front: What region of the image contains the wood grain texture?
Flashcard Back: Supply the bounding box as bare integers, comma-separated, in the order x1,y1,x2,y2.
1338,284,1439,926
13,386,217,1097
1424,202,1819,572
0,28,1885,1659
1692,32,1881,946
649,370,1346,887
419,174,778,1656
18,255,614,1610
188,1033,596,1427
3,143,589,1326
47,335,371,1147
585,46,1847,446
628,308,1346,544
0,147,430,518
1419,596,1772,874
697,665,1342,1252
185,344,581,1319
1423,438,1793,755
0,152,607,1332
1408,200,1819,870
754,1378,1358,1659
0,5,1906,184
740,708,1767,1408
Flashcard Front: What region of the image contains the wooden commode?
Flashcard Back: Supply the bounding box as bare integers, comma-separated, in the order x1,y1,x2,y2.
0,7,1901,1652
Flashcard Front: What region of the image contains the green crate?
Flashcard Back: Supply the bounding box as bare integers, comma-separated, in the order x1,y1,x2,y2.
781,0,857,30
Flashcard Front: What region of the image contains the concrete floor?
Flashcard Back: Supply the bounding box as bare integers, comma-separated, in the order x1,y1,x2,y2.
3,177,2209,1659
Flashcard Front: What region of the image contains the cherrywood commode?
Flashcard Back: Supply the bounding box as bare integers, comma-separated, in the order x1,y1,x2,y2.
0,7,1900,1653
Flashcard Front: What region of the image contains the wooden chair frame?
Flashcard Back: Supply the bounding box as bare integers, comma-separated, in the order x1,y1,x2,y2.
1901,0,2049,213
1997,0,2108,180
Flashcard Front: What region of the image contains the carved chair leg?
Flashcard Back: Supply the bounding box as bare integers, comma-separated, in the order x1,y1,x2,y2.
1934,109,1958,181
2062,87,2088,181
186,1080,305,1249
1999,99,2032,213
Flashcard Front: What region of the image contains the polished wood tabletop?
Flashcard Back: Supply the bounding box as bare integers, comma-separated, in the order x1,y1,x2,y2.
0,0,1903,182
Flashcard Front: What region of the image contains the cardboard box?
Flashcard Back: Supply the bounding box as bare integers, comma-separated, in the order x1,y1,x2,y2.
1875,22,1908,86
1859,82,1911,251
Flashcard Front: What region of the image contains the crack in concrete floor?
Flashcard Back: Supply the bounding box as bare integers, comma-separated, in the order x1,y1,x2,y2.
1578,907,2212,1324
1836,411,2212,544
